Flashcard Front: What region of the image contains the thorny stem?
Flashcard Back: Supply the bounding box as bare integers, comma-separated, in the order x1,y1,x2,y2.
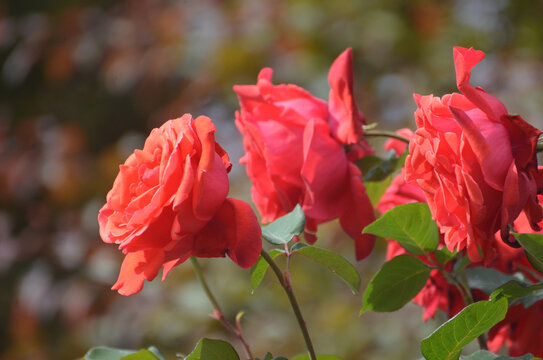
190,257,254,360
260,249,317,360
363,130,411,144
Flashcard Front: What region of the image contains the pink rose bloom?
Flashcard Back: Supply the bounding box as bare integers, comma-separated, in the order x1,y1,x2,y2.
234,48,375,260
405,46,543,262
98,114,262,295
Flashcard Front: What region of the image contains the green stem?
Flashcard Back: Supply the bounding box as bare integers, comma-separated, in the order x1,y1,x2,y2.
260,250,317,360
430,253,487,351
447,265,488,351
191,257,222,311
190,257,254,360
537,138,543,152
363,130,410,144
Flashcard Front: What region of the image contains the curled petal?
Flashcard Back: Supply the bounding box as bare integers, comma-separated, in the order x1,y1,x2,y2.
453,46,507,121
339,164,376,260
111,249,164,296
328,48,364,145
192,198,262,268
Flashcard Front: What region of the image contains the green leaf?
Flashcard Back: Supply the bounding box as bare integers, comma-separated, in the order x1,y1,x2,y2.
356,155,384,181
290,242,309,252
490,280,543,301
489,280,543,309
183,338,239,360
459,350,535,359
363,203,439,255
464,268,543,308
291,355,343,360
513,232,543,273
146,347,164,360
262,205,305,245
435,247,457,265
84,347,163,360
421,298,508,360
361,254,430,313
360,150,408,206
293,245,361,295
465,267,528,294
358,150,406,182
121,350,160,360
357,155,382,177
525,251,543,273
250,249,284,290
365,175,394,207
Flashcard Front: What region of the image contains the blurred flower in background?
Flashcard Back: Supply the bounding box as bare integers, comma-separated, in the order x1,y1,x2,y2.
1,0,543,359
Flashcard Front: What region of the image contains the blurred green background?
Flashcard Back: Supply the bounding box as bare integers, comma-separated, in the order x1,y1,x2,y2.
2,0,543,359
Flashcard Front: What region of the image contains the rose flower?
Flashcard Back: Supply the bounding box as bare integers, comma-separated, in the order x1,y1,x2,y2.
380,159,543,356
233,48,375,260
98,114,262,295
405,46,543,262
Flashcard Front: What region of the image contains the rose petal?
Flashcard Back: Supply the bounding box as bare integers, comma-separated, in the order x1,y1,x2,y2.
192,198,262,269
453,46,508,122
111,249,164,296
328,47,364,145
339,164,376,260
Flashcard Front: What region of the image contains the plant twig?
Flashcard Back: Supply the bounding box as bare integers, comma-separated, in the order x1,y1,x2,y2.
436,261,488,351
190,257,254,360
260,249,317,360
457,268,488,350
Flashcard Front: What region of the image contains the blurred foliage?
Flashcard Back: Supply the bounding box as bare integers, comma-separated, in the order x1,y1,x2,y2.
1,0,543,359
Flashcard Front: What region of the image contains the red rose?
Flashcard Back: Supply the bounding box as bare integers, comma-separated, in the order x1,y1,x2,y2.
98,114,262,295
380,168,543,356
233,48,375,260
405,46,543,262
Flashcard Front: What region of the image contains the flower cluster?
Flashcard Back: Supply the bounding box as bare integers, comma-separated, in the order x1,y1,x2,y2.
97,46,543,358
